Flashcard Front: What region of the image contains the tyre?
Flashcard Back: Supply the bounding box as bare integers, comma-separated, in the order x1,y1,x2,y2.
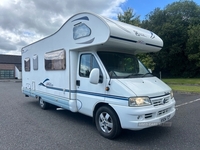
39,98,49,110
95,106,121,139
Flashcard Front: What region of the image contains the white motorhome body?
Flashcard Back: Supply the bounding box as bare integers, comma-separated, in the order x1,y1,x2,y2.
22,12,176,139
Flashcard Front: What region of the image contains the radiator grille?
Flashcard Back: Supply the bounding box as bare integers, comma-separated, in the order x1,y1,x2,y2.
151,96,170,107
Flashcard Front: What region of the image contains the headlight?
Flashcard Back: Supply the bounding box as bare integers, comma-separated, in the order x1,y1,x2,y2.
170,90,174,99
128,97,151,107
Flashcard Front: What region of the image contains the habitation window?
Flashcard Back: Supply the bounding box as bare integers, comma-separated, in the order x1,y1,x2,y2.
24,57,30,71
73,23,91,40
45,49,66,70
33,54,38,70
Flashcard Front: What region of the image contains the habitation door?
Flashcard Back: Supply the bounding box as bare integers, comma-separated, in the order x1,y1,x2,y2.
76,53,106,116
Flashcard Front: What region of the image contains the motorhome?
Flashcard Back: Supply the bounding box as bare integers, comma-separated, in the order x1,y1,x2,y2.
21,12,176,139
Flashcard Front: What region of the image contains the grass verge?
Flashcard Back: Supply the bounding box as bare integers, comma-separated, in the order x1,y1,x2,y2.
162,78,200,85
168,84,200,94
162,78,200,94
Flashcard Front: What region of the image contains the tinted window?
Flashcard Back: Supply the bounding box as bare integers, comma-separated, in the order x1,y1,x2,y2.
24,57,30,71
33,54,38,70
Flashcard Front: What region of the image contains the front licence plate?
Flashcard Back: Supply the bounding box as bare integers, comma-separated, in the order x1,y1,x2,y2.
160,115,170,123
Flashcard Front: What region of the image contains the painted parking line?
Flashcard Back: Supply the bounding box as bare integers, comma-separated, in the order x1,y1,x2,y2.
176,98,200,108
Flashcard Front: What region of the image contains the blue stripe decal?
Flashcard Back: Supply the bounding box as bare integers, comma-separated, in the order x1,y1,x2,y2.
38,85,128,101
46,86,70,92
42,85,169,100
110,35,163,48
146,43,163,48
76,90,128,101
24,85,169,101
110,36,137,43
39,78,50,87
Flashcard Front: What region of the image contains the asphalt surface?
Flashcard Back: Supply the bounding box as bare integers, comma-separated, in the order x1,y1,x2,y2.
0,81,200,150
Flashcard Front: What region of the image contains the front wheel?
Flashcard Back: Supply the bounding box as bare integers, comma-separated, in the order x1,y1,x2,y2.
39,98,49,110
95,106,121,139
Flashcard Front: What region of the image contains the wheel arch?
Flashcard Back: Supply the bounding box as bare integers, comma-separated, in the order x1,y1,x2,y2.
93,102,121,126
38,96,50,110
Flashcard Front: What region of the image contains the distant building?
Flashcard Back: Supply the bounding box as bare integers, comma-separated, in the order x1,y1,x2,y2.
0,54,22,79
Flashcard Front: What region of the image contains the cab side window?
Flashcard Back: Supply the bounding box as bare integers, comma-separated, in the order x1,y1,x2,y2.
79,54,91,77
79,54,103,83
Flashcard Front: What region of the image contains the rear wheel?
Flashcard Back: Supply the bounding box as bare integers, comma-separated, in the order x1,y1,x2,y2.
95,106,121,139
39,98,49,110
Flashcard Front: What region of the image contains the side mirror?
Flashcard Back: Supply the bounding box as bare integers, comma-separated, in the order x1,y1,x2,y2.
89,68,99,84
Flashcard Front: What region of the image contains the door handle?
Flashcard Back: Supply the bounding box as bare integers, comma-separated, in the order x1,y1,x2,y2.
76,80,80,86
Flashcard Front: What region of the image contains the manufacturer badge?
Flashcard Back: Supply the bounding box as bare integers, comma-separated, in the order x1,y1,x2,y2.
162,97,169,104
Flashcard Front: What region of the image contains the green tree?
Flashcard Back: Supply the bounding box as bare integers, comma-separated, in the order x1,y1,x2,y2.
185,25,200,76
141,0,200,77
137,54,156,71
118,8,140,26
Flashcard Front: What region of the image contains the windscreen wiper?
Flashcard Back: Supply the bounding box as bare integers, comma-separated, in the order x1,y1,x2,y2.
125,73,153,78
142,73,153,77
124,73,142,78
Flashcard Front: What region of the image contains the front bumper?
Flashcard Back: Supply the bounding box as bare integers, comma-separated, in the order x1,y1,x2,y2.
110,99,176,130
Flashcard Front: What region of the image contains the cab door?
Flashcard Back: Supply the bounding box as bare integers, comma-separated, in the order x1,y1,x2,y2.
76,52,106,116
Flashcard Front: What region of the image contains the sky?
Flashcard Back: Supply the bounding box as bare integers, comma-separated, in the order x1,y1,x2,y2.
0,0,199,55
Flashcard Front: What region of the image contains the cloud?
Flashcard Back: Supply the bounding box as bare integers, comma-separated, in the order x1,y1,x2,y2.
0,0,126,55
0,36,17,50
